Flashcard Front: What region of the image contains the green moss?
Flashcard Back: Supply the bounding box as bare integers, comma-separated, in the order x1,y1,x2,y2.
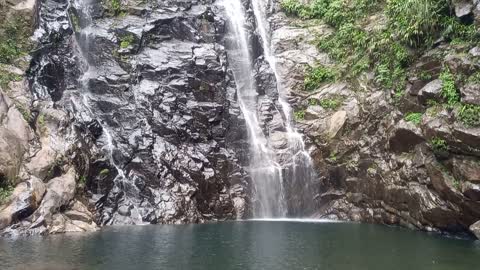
430,137,448,153
0,70,22,89
119,34,135,49
106,0,124,16
458,103,480,127
0,185,13,205
405,112,423,125
439,68,460,107
0,17,32,65
15,103,31,122
304,65,336,91
319,98,342,110
99,169,110,176
294,110,306,120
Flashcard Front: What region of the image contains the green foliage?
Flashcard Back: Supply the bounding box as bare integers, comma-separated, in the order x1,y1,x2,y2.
119,34,135,49
0,185,13,205
281,0,479,97
304,65,336,91
99,169,110,176
294,110,306,120
36,113,47,133
319,98,342,110
418,71,432,81
452,177,461,190
426,100,443,117
430,137,448,152
308,98,319,106
79,175,87,186
467,72,480,84
442,17,480,43
405,112,423,125
16,103,31,122
458,104,480,127
0,70,22,89
280,0,304,16
386,0,449,47
439,68,460,106
106,0,124,16
328,150,338,162
0,17,32,64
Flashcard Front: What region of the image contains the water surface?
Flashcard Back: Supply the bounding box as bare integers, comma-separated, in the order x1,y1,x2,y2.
1,221,479,270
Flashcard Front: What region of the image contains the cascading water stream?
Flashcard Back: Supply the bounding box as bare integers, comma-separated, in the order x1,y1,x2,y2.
223,0,318,217
68,0,127,183
251,0,317,215
222,0,287,218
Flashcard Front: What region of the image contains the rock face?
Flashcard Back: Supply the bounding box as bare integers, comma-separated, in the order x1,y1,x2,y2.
0,0,255,234
268,0,480,238
2,0,480,239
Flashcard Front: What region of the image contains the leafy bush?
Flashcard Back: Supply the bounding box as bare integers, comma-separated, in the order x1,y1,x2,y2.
319,98,342,110
386,0,449,47
0,70,22,88
430,137,448,152
120,34,135,49
439,68,459,106
458,104,480,127
294,110,306,120
405,112,423,125
0,185,13,205
0,18,32,64
304,65,336,91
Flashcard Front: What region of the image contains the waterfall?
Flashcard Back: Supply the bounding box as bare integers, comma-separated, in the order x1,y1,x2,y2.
223,0,317,217
222,0,287,218
68,0,127,186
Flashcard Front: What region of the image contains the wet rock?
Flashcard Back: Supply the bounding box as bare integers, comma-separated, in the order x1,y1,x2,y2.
470,220,480,239
327,111,347,139
460,83,480,106
0,90,33,184
451,157,480,183
452,0,474,19
417,79,442,105
0,177,46,230
462,182,480,201
389,120,425,153
30,168,77,224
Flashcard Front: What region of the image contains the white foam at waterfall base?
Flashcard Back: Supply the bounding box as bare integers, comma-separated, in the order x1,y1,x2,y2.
247,218,342,223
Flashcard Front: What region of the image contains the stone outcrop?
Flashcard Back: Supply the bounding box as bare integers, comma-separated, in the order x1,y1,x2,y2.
269,0,480,238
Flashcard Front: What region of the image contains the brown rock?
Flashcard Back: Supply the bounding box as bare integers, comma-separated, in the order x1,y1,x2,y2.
452,157,480,183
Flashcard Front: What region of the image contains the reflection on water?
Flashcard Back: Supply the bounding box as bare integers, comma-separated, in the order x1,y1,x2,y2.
1,221,479,270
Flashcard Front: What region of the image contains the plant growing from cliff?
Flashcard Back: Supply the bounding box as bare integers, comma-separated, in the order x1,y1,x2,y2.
294,110,306,121
99,169,110,176
430,137,448,153
386,0,449,47
405,112,423,125
105,0,124,16
119,34,135,49
0,70,22,89
0,184,13,205
0,17,32,64
319,98,342,110
439,68,460,107
36,113,48,134
458,104,480,127
304,65,336,91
